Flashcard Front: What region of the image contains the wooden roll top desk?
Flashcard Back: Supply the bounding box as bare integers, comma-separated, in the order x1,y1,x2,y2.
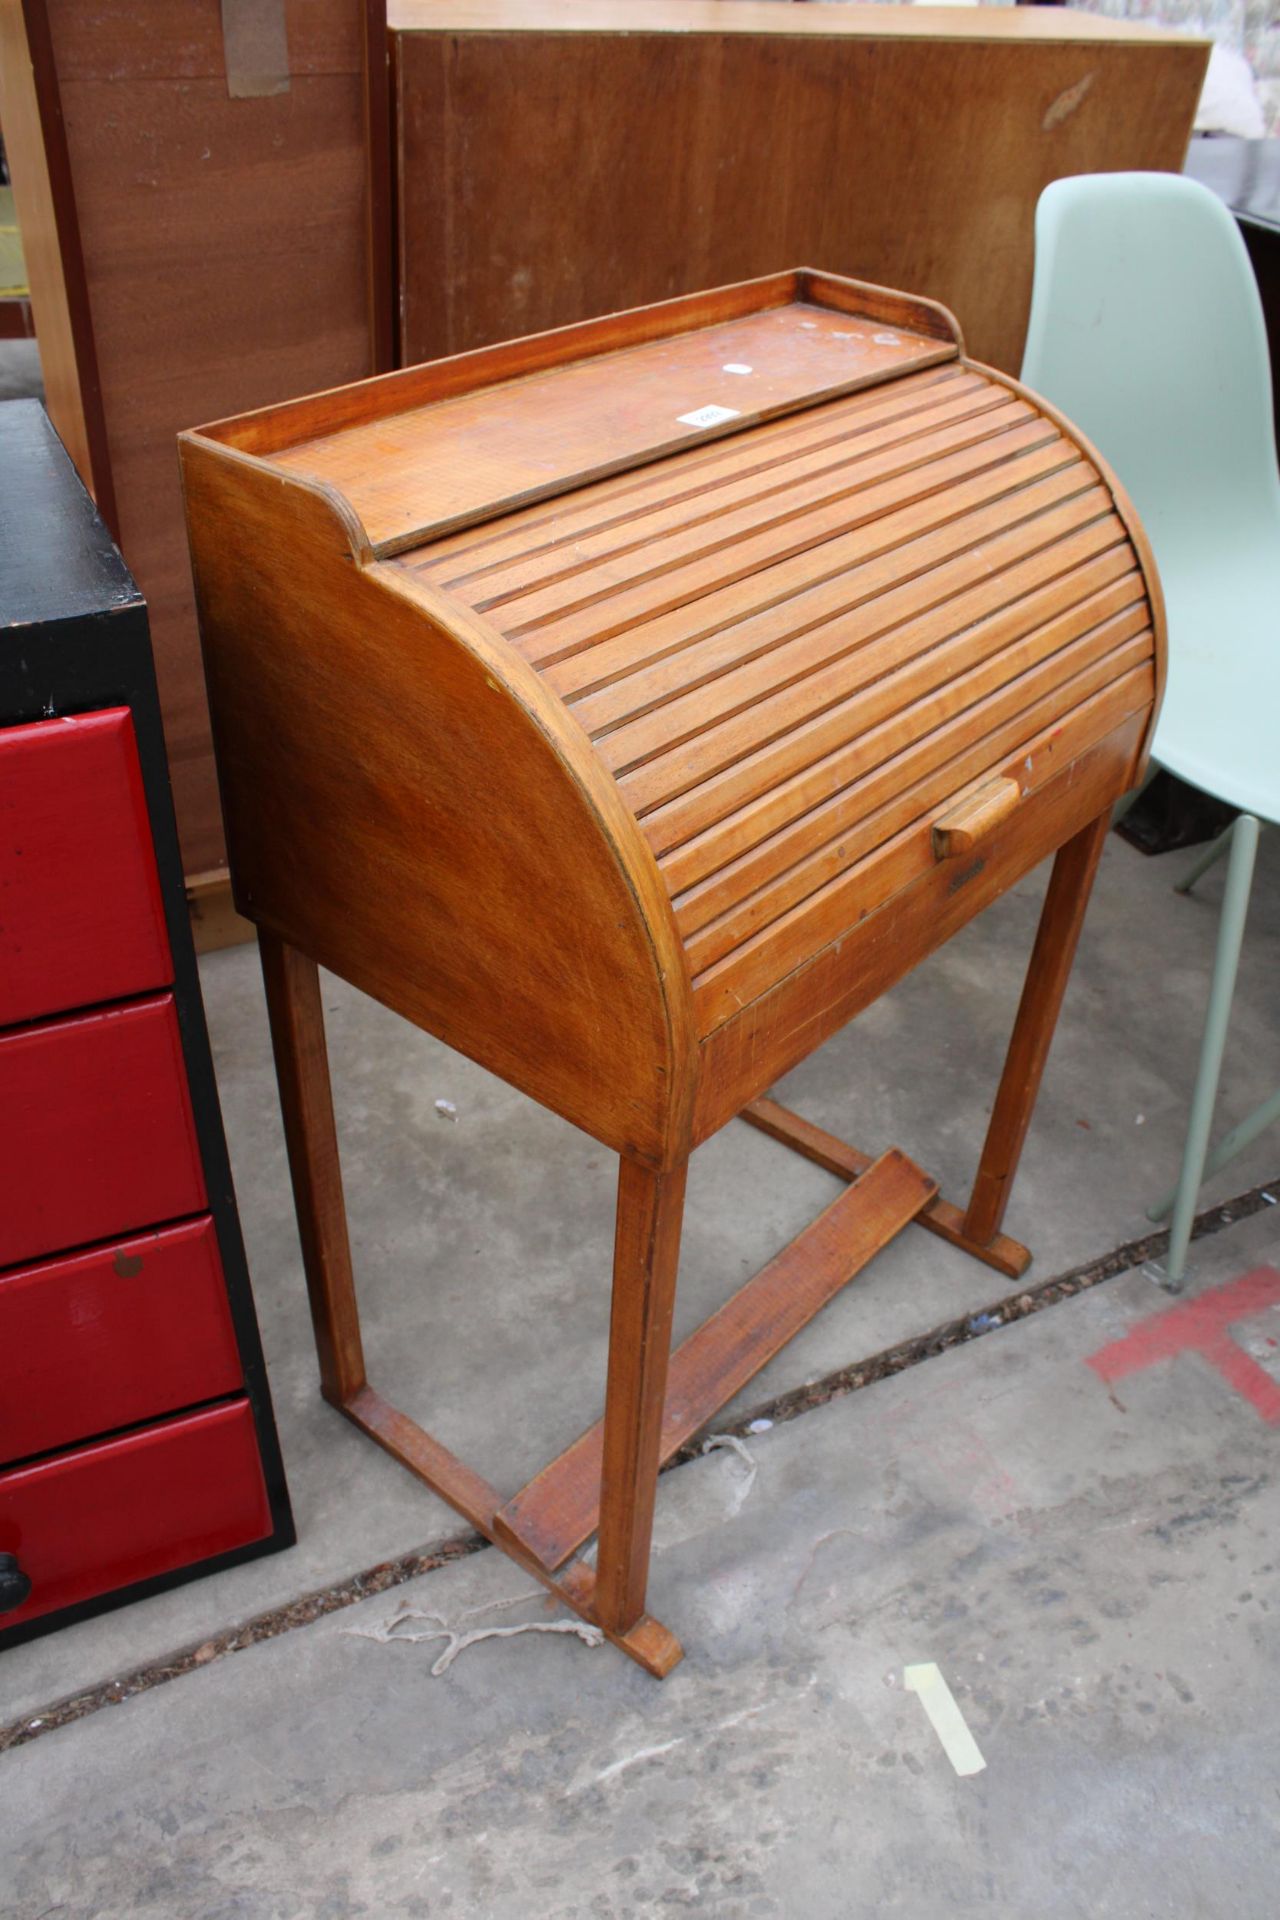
181,271,1164,1675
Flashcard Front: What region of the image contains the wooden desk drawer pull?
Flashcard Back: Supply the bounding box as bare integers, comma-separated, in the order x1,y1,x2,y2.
932,777,1022,860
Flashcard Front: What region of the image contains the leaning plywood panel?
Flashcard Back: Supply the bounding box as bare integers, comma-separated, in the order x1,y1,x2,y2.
2,0,389,875
391,0,1207,375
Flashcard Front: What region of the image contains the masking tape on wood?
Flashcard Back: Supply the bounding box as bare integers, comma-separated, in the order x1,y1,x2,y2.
220,0,290,99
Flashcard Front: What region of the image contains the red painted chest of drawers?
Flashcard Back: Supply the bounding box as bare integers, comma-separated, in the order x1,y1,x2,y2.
0,402,293,1643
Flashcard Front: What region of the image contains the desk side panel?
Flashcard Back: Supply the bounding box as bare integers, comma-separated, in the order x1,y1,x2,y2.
180,445,690,1165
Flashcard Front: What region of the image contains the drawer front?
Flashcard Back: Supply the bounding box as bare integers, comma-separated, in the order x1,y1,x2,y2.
0,1400,271,1629
0,709,172,1028
0,1219,242,1465
0,994,206,1269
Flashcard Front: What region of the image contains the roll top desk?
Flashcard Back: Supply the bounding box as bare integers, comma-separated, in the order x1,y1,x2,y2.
181,271,1163,1674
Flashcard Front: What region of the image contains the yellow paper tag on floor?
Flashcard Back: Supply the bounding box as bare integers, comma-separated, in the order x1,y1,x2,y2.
904,1663,987,1776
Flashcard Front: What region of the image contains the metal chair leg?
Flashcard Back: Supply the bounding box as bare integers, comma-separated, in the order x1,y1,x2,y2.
1149,1082,1280,1222
1147,814,1260,1289
1174,820,1239,896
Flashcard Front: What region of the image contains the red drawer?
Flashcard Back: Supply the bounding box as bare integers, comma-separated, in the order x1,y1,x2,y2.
0,1399,270,1628
0,993,206,1268
0,709,172,1028
0,1218,242,1464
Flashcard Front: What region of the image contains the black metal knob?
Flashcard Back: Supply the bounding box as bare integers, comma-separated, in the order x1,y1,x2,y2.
0,1553,32,1613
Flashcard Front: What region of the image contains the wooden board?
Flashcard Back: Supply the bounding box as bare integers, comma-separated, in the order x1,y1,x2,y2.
392,0,1207,376
180,446,695,1166
2,1,388,875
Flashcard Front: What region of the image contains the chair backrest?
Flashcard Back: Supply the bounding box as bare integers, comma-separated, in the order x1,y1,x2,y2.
1020,172,1280,572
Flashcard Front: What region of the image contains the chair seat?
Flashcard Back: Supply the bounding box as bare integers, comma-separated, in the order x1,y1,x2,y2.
1153,546,1280,825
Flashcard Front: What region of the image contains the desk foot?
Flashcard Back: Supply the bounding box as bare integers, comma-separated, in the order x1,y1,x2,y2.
335,1385,684,1676
557,1562,684,1678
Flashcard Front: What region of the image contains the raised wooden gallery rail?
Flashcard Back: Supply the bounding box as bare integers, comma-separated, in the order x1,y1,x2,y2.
181,269,1165,1674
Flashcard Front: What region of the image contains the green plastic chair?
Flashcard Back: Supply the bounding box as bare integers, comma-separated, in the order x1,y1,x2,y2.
1021,171,1280,1289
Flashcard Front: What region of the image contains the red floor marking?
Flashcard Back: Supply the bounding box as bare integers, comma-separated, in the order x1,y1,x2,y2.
1086,1266,1280,1424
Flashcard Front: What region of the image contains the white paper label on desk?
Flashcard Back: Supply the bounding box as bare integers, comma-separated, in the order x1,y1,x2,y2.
677,405,741,429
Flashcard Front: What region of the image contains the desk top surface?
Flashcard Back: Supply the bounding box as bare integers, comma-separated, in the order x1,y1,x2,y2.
196,273,960,553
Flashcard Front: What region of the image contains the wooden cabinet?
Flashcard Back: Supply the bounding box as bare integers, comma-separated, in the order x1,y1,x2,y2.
390,1,1209,376
0,401,292,1644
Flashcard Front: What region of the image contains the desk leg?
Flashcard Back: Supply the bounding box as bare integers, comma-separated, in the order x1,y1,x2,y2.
595,1157,689,1636
963,810,1110,1247
257,935,682,1672
258,931,367,1406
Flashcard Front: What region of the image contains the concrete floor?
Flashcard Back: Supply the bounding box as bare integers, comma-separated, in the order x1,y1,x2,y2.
2,827,1279,1914
5,1209,1280,1917
0,339,43,403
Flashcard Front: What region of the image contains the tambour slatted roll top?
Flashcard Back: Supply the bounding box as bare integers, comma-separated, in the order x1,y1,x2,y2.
408,359,1157,1033
180,270,1163,1169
